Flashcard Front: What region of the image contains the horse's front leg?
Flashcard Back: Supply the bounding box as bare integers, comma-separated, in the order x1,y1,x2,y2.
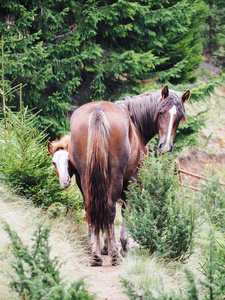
89,225,102,266
102,202,130,257
101,233,108,255
120,201,130,257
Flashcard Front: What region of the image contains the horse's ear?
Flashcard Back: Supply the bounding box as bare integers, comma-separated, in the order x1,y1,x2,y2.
182,90,190,104
47,141,54,155
161,85,169,100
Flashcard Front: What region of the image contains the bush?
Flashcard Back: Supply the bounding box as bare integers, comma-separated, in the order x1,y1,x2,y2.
125,151,197,260
0,105,82,209
199,226,225,300
199,171,225,232
3,222,95,300
120,226,225,300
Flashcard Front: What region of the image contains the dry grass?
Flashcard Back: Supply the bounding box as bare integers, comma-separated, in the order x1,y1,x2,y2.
119,217,225,299
0,184,89,299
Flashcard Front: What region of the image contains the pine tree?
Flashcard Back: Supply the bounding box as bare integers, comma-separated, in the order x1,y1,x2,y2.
1,0,206,138
202,0,225,68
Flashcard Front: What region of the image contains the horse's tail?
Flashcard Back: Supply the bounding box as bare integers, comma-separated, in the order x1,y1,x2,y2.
85,109,110,234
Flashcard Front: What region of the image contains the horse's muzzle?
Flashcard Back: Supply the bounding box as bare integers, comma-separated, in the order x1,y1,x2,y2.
59,177,71,189
158,143,173,153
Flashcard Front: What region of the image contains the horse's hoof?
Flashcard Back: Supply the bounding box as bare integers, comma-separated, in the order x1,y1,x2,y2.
120,247,130,257
90,255,103,266
101,246,108,255
111,254,120,266
120,249,126,257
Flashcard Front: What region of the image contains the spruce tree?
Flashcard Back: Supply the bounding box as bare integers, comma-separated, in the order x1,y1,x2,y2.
1,0,206,138
202,0,225,68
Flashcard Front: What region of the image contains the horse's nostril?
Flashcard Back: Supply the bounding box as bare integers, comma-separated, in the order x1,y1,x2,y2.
168,145,173,153
158,143,164,152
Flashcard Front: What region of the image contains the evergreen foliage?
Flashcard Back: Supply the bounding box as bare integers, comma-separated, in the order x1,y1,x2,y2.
199,227,225,300
0,104,82,209
202,0,225,69
3,222,95,300
125,151,197,260
0,0,207,138
173,112,207,152
120,228,225,299
199,171,225,232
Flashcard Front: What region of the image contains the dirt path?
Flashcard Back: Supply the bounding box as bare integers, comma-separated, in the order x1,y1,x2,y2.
80,256,128,300
0,189,128,300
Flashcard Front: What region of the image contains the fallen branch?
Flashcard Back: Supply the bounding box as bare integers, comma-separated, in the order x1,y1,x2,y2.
178,169,205,180
183,184,200,192
178,168,225,188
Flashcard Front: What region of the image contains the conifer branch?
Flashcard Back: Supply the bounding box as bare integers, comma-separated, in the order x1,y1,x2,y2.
53,24,77,40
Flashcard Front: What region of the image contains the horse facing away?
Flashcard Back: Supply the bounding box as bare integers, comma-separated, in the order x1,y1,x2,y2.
47,85,190,266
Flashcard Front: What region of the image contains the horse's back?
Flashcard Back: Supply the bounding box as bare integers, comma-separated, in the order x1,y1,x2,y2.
70,101,131,175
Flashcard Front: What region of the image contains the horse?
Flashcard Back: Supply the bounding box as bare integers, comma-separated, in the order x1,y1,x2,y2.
47,85,190,266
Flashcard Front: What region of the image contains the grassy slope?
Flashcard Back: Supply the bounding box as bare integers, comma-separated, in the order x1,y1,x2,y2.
178,88,225,181
0,185,88,300
0,184,127,300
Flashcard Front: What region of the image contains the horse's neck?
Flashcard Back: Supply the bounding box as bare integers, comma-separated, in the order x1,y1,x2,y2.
128,94,159,145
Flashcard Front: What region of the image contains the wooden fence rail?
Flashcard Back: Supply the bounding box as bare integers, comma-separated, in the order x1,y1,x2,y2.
178,168,225,192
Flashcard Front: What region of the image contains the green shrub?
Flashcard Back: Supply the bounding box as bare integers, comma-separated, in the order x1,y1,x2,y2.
125,151,197,260
199,171,225,232
3,222,95,300
120,227,225,300
0,105,82,209
199,226,225,300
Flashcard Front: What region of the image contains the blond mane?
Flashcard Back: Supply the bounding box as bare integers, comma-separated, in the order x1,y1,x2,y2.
52,134,71,150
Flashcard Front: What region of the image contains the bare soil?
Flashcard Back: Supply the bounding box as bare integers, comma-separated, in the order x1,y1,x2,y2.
80,255,128,300
178,87,225,187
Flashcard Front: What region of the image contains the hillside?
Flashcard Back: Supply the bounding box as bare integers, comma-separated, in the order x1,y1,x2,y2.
0,88,224,300
0,185,128,300
178,87,225,185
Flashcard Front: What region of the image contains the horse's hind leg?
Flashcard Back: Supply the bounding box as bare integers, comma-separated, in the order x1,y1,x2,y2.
105,201,120,266
89,226,102,266
107,222,120,266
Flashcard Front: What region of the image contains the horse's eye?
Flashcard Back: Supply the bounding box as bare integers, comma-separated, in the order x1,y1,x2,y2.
159,111,163,117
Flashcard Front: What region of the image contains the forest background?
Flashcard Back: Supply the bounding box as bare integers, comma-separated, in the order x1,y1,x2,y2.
1,0,225,139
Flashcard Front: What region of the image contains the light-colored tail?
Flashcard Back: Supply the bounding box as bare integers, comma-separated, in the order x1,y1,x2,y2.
85,109,110,233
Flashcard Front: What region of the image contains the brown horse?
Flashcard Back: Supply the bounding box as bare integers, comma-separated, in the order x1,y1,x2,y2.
47,85,190,266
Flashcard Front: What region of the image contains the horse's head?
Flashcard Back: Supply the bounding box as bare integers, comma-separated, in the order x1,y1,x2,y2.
47,141,71,189
154,85,190,153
